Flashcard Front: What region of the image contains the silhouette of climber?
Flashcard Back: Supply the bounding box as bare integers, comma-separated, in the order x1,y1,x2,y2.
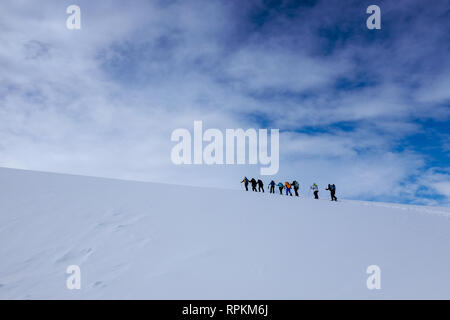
332,184,337,201
269,180,276,194
250,178,257,192
311,183,319,199
240,177,249,191
277,182,284,195
292,180,300,197
326,184,338,201
257,179,264,192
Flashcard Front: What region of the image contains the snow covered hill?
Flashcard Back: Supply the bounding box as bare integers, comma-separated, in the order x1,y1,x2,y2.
0,167,449,299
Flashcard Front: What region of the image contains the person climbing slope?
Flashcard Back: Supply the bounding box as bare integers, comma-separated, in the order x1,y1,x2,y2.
327,184,337,201
311,183,319,199
250,178,257,192
325,184,338,201
269,180,276,194
292,180,300,197
277,182,284,195
240,177,249,191
257,179,264,192
284,181,293,196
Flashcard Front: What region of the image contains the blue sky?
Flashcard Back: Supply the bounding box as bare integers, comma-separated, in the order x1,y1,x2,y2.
0,0,449,205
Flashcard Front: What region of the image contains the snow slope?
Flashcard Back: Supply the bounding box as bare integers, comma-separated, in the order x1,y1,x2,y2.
0,167,449,299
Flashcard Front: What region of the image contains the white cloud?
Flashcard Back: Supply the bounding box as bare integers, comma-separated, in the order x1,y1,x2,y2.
0,0,448,205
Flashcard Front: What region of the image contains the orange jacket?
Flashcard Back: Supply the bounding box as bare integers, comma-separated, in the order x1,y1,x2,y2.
284,182,291,189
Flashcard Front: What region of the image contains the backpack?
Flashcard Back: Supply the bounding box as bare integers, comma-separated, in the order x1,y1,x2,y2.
293,181,299,188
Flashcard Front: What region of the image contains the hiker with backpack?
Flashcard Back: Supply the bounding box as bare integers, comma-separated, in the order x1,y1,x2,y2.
332,184,337,201
277,182,284,195
250,178,257,192
269,180,276,194
257,179,264,192
310,183,319,199
292,180,300,197
326,184,337,201
241,177,249,191
284,181,293,196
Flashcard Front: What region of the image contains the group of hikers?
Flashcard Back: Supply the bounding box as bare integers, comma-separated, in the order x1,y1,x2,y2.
240,177,338,201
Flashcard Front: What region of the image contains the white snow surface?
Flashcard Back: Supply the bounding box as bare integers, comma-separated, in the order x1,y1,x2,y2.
0,167,449,299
